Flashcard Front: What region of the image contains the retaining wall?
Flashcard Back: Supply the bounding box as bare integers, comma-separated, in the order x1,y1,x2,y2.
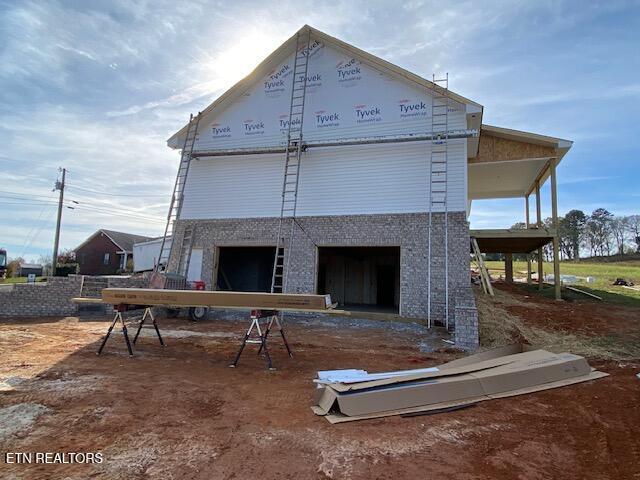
0,275,146,318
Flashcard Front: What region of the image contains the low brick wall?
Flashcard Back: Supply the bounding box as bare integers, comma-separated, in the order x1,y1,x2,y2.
0,275,147,318
453,286,480,350
0,276,83,317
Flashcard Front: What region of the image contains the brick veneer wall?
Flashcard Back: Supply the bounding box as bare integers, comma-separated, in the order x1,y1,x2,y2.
0,275,147,317
171,212,479,349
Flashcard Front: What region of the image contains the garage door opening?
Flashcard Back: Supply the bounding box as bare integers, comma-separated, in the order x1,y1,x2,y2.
216,247,276,292
317,247,400,314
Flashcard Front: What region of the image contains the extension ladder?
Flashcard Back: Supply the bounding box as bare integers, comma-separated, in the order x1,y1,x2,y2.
156,113,201,273
270,30,312,294
427,74,450,328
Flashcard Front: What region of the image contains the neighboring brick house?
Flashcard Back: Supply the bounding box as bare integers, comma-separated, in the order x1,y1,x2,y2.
74,229,151,275
164,25,573,349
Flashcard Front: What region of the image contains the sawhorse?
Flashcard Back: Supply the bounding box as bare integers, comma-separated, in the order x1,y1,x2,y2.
97,305,164,356
229,309,292,370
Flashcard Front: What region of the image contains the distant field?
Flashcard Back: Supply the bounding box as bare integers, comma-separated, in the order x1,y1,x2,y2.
484,258,640,306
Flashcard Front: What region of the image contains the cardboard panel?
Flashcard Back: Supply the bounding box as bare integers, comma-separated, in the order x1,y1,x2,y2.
327,350,534,392
335,375,483,417
438,344,532,369
319,371,608,424
472,353,592,395
313,348,608,422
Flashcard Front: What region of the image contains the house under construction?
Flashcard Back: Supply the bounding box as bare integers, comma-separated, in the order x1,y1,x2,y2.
161,25,572,349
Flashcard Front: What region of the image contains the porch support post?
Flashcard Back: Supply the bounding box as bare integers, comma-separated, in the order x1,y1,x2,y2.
535,181,543,291
550,159,561,300
525,195,532,284
505,253,513,284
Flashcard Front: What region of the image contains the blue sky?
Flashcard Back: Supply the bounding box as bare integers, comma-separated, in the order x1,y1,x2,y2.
1,0,638,262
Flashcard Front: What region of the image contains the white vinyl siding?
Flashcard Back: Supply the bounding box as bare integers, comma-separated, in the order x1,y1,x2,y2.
179,139,467,219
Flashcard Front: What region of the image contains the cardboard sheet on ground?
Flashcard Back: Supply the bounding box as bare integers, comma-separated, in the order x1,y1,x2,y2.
312,344,608,423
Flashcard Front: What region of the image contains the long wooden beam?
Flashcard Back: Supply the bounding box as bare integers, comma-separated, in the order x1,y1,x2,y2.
99,288,334,311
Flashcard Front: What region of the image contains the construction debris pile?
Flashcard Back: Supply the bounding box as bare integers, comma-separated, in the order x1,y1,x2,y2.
312,344,608,423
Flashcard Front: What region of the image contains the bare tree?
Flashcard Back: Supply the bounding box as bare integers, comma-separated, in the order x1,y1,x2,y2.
610,217,629,255
628,215,640,254
586,208,614,257
6,257,25,278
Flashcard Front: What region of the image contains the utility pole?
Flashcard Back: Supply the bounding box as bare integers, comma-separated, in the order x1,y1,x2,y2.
51,168,66,276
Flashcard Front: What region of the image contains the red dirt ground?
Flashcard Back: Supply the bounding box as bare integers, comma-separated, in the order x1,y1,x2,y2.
1,291,639,479
495,282,640,337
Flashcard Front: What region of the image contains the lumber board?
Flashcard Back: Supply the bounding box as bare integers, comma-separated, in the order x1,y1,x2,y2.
564,286,602,300
622,285,640,291
99,288,333,310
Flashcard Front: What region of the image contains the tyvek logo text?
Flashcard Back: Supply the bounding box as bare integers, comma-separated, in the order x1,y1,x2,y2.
354,104,382,124
315,110,340,128
336,58,362,85
264,63,291,96
243,119,265,135
278,114,302,131
211,123,231,139
397,99,428,118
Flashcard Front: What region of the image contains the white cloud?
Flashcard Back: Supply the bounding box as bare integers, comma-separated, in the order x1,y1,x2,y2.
558,175,620,185
1,0,638,259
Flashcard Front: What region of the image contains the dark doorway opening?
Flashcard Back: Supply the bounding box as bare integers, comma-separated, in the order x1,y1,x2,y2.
216,247,275,292
317,247,400,313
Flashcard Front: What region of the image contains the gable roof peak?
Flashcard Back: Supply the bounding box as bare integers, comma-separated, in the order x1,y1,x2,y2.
168,24,482,147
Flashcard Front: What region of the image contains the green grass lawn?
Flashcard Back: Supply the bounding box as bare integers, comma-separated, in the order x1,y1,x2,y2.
0,276,47,284
484,258,640,306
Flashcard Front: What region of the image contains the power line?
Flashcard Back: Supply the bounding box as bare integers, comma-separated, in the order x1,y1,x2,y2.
0,200,60,206
65,197,167,220
0,198,166,222
66,184,169,198
0,189,57,199
20,206,58,259
0,194,58,203
18,188,59,258
65,192,167,213
68,204,165,224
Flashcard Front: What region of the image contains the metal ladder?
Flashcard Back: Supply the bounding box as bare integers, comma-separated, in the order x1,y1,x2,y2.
176,225,196,278
270,29,312,294
156,113,201,273
427,73,450,329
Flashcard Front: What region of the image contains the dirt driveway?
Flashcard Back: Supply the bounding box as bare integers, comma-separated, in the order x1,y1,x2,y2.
1,291,639,479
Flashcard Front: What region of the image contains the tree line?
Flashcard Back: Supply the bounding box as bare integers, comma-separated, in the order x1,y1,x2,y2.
512,209,640,260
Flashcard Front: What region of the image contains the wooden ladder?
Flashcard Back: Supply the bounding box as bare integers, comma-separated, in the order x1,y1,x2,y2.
471,237,494,296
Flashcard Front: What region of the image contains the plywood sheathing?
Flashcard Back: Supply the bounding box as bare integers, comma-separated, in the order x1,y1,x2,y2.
470,134,556,164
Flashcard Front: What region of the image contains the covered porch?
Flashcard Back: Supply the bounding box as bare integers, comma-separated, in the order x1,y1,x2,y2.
468,125,573,299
